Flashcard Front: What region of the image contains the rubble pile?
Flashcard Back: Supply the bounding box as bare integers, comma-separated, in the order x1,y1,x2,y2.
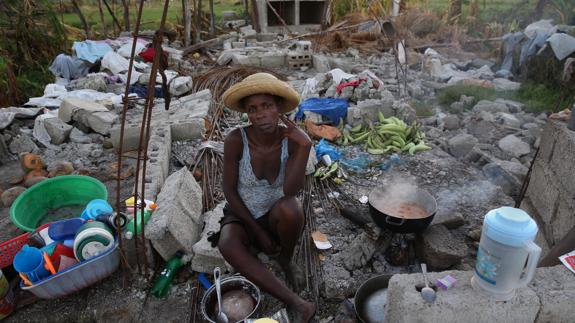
1,14,574,323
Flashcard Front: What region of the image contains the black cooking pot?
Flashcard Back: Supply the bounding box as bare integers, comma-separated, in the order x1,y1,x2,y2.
368,187,437,233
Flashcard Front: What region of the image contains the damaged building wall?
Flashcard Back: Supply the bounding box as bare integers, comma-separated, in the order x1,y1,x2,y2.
255,0,326,34
521,120,575,254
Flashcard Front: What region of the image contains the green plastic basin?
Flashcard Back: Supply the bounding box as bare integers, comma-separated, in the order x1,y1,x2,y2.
10,175,108,232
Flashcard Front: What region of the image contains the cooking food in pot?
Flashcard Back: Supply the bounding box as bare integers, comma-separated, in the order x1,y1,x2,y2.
379,202,429,219
214,289,256,322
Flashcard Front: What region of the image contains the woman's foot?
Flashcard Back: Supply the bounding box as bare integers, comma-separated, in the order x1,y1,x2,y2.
279,259,306,292
291,300,316,323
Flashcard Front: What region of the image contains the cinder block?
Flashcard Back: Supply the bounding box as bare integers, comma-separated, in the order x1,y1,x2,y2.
531,265,575,323
191,203,232,273
551,194,575,244
537,120,559,163
547,121,575,195
525,162,560,227
145,168,204,261
386,270,540,323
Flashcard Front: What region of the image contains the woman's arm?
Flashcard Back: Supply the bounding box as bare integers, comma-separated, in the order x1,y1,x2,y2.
280,115,312,196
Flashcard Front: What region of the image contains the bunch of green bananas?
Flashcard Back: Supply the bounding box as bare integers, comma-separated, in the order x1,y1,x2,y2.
336,112,431,155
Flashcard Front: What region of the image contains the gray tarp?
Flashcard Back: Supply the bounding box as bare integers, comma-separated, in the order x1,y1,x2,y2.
547,33,575,61
49,54,91,80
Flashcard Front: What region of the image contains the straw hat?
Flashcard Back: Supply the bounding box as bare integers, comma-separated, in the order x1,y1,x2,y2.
222,73,300,113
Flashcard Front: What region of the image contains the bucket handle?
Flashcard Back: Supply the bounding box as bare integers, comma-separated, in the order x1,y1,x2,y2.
385,216,405,226
517,240,542,288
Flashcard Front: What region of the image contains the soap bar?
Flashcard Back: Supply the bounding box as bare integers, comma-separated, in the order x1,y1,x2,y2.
436,275,457,290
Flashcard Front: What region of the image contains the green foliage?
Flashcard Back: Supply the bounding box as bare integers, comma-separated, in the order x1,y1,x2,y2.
437,84,503,109
437,82,572,114
516,83,573,113
0,0,67,106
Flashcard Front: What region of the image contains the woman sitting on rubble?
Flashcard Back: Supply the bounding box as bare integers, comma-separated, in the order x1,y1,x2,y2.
210,73,315,321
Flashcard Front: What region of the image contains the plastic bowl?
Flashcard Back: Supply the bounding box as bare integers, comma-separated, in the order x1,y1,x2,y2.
10,175,108,232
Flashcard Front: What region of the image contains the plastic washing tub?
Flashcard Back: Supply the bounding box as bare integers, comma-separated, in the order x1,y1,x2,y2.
21,242,120,299
10,175,108,232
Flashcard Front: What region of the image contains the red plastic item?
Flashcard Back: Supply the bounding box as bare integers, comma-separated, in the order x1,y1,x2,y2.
0,223,50,269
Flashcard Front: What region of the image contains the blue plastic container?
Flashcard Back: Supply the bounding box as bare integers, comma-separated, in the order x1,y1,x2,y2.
21,242,120,299
81,199,113,221
13,245,51,282
48,218,86,242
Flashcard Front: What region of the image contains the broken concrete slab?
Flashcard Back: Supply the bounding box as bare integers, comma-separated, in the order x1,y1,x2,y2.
346,97,395,126
493,78,521,91
44,117,73,144
448,133,478,159
9,134,38,154
69,127,93,144
191,203,231,273
145,167,204,261
386,270,539,323
498,134,530,158
416,224,467,270
472,100,509,114
482,162,523,196
59,98,109,123
432,210,465,229
110,90,211,151
530,265,575,323
313,54,330,73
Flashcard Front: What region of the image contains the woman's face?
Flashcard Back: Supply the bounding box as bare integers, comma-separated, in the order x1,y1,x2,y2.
244,94,280,133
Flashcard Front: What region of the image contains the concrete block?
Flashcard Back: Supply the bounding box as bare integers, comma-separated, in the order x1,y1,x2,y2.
530,265,575,323
346,99,395,126
191,203,231,273
416,224,467,270
44,117,72,144
537,121,557,163
82,111,118,135
432,210,465,229
69,127,92,144
386,270,540,323
547,120,575,195
525,163,560,229
232,41,246,49
551,194,575,244
146,167,204,261
498,134,531,158
448,134,478,159
59,98,108,123
312,54,330,73
260,53,286,68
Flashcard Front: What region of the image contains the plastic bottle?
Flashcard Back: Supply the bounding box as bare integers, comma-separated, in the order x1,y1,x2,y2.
123,209,153,240
151,251,184,298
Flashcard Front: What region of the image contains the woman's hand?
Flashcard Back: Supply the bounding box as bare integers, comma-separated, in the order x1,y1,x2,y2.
279,115,312,149
254,227,280,255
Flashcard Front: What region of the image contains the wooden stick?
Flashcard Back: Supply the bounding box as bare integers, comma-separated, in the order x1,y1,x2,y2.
102,0,123,32
97,0,109,37
264,0,293,34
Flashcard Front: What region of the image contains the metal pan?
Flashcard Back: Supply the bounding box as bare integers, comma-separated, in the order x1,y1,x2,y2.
368,187,437,233
354,274,393,323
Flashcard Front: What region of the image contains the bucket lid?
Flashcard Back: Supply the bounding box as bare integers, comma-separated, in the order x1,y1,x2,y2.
81,199,113,220
484,207,538,247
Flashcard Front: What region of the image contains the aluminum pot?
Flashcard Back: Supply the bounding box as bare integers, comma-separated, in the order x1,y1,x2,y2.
200,275,261,323
354,274,393,323
368,187,437,233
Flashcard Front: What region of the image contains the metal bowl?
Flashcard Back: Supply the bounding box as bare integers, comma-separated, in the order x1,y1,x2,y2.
200,275,261,323
354,274,393,323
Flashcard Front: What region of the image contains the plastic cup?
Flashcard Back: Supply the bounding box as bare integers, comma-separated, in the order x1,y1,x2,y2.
13,245,51,282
